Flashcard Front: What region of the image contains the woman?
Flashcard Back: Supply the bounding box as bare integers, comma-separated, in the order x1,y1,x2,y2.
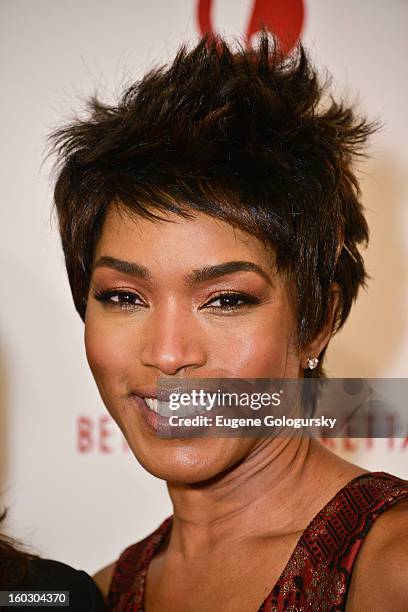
0,510,105,609
50,34,408,610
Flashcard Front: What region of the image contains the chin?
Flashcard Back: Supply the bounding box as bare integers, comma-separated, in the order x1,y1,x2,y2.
127,435,245,485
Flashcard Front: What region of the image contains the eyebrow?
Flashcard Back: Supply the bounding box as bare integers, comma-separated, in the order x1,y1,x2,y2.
93,256,273,286
186,261,273,286
93,256,152,280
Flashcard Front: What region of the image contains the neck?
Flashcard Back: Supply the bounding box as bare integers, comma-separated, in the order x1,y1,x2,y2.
166,437,344,557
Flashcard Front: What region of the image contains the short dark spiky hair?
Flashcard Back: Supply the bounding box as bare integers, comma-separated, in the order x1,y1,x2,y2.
50,33,377,376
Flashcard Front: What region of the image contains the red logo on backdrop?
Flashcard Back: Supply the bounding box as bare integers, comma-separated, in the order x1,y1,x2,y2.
197,0,304,54
75,416,408,454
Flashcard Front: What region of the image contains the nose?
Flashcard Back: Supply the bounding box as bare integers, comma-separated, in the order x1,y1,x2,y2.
139,298,207,375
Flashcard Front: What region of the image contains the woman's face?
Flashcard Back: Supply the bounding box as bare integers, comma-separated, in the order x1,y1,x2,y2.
85,203,307,483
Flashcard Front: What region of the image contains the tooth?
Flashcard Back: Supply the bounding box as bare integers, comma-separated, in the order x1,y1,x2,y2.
144,396,210,417
145,398,158,413
144,398,150,410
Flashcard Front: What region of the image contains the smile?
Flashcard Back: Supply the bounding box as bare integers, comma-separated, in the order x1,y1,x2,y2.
144,397,159,413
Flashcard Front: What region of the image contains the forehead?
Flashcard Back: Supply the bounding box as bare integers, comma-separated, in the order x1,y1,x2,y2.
94,203,276,270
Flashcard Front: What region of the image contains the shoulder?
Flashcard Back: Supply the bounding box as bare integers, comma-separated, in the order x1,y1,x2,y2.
97,517,172,603
346,498,408,612
93,561,116,603
24,558,105,610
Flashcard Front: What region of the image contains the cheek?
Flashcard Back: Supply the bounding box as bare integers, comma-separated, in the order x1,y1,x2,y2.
84,311,134,393
205,307,299,377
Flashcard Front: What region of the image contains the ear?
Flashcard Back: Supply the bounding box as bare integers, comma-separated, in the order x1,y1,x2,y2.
300,282,341,369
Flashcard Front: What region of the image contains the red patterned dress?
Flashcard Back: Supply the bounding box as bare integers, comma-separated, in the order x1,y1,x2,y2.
108,472,408,611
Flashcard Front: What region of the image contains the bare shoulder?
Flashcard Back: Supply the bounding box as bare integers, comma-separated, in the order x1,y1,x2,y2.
346,498,408,612
93,561,117,602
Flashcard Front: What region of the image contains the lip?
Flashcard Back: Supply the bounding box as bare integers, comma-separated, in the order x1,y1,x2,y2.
129,386,246,439
129,393,174,434
130,387,159,400
129,391,218,437
130,384,191,401
130,378,225,401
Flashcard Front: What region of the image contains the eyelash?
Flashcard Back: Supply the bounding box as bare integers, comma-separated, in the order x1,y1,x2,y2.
92,289,261,312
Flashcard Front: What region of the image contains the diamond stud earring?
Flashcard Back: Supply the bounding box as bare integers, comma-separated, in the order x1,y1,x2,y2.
306,357,319,370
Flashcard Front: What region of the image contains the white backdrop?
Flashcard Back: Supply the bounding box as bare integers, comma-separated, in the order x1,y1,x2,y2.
1,0,407,574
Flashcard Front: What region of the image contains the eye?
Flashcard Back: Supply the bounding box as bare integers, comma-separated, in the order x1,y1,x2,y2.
92,289,146,311
202,292,261,312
